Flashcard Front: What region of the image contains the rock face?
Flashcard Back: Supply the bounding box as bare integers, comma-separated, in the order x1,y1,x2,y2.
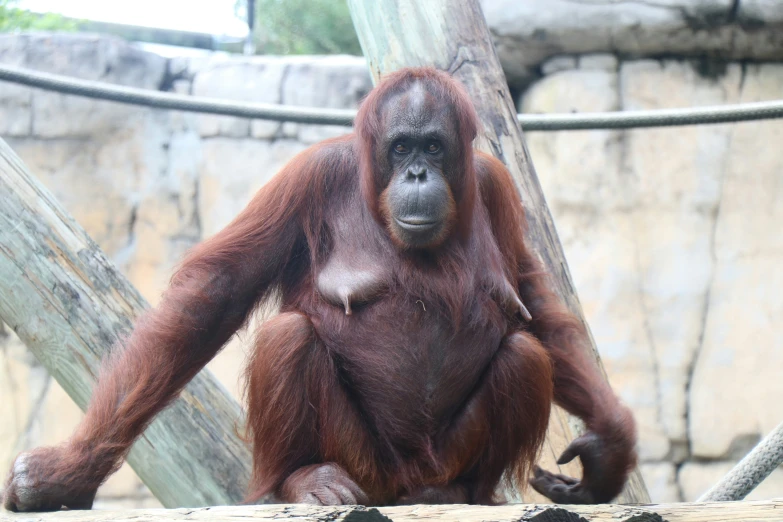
522,55,783,502
481,0,783,87
1,33,783,507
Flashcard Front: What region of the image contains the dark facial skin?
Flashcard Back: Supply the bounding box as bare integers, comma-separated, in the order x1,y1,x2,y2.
379,83,460,249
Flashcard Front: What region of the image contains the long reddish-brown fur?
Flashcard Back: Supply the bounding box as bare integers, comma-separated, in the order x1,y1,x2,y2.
3,67,636,512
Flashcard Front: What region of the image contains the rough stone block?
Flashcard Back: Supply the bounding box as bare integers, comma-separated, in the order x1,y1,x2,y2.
640,462,681,503
198,138,307,238
678,462,783,501
122,130,202,304
523,58,783,467
554,211,671,461
480,0,783,87
8,34,168,138
0,34,28,65
712,64,783,261
192,57,288,138
278,55,370,143
621,60,741,210
21,33,165,88
6,138,136,257
630,210,714,449
521,68,626,212
740,0,783,21
523,66,673,461
689,256,783,459
579,54,618,71
0,36,32,137
0,83,31,137
540,55,577,76
688,64,783,459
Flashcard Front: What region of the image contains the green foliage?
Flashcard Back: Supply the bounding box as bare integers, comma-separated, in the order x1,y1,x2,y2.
253,0,361,55
0,0,78,32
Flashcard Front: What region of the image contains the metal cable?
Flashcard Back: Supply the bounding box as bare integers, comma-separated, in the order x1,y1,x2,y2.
2,63,783,131
0,64,355,125
520,101,783,130
698,421,783,502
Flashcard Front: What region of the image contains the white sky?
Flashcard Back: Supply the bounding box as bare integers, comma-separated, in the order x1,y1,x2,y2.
19,0,248,37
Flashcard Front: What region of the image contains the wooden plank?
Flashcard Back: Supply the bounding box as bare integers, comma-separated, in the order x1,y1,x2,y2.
3,500,783,522
0,138,251,507
345,0,650,503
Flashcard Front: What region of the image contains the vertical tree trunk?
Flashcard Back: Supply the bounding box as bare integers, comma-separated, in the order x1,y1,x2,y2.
346,0,650,503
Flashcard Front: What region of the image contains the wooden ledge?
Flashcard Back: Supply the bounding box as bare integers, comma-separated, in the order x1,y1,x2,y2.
3,500,783,522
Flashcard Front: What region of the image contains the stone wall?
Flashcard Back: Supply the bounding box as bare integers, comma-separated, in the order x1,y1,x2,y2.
524,53,783,502
482,0,783,87
1,31,782,507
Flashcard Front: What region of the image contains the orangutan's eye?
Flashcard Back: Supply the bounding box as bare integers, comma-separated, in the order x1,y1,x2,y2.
394,142,409,154
426,142,441,154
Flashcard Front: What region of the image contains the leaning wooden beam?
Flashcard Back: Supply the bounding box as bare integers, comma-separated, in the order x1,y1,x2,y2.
3,500,783,522
0,138,251,507
346,0,649,503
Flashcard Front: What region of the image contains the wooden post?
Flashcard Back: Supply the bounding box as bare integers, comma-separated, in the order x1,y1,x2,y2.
346,0,650,503
0,138,251,507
